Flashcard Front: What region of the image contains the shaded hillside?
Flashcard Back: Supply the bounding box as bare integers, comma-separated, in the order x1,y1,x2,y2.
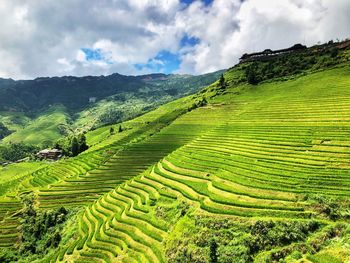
0,70,224,147
0,72,224,112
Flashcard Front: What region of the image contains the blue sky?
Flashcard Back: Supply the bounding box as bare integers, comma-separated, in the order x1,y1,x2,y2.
78,1,208,75
134,50,181,74
81,48,104,61
133,34,200,74
180,34,200,47
82,34,201,74
181,0,213,6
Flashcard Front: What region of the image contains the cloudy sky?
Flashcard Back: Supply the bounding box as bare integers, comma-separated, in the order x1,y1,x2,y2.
1,0,350,79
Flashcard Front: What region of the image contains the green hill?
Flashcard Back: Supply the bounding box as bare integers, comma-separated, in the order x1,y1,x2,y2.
1,43,350,262
0,70,224,148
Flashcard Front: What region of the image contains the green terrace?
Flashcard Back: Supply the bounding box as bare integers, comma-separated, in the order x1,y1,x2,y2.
1,59,350,262
43,66,350,262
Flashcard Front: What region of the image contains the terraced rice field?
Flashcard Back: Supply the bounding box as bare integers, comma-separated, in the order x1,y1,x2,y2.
53,66,350,262
1,66,350,261
0,94,225,249
36,101,227,210
0,199,21,248
0,162,46,249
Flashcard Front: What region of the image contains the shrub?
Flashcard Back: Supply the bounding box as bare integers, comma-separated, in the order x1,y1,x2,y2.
248,220,320,253
330,47,339,58
0,249,18,263
0,143,38,162
246,62,261,85
0,122,11,139
307,195,350,220
210,239,218,263
18,194,69,257
217,245,250,263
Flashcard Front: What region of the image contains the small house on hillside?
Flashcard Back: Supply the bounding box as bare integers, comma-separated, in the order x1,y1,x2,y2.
36,149,62,160
240,43,307,62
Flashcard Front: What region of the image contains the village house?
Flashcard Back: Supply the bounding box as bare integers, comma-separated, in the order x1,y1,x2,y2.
36,149,63,160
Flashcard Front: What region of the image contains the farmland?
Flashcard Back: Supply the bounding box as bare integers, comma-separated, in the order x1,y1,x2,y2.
1,57,350,262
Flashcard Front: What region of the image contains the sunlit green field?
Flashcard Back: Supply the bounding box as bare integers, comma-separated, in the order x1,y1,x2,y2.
1,65,350,262
53,66,350,262
0,162,45,196
2,106,70,146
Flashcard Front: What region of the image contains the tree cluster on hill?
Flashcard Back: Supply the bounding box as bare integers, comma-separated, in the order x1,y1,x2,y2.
218,74,226,89
166,216,322,263
0,194,69,263
244,45,344,85
0,122,11,139
187,97,208,112
0,143,38,163
55,133,89,157
0,71,223,113
95,108,124,128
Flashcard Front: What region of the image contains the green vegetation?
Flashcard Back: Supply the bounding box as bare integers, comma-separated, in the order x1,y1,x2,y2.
0,112,30,133
1,105,70,147
165,216,322,263
0,193,78,263
1,44,350,262
0,162,45,195
0,71,223,147
0,122,11,139
0,143,38,163
55,133,89,157
244,43,350,85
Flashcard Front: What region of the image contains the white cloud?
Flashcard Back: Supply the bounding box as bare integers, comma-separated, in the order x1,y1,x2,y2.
75,50,86,63
177,0,350,74
0,0,349,79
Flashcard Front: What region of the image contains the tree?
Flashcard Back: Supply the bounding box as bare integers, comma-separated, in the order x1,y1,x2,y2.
210,239,218,263
219,74,226,88
0,143,38,162
51,232,61,247
96,108,123,127
78,134,89,153
71,137,79,157
330,47,339,58
246,62,260,85
118,125,123,133
0,122,11,139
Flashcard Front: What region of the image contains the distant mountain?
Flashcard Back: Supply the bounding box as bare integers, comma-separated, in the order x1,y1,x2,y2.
0,72,224,112
0,70,224,146
0,78,15,90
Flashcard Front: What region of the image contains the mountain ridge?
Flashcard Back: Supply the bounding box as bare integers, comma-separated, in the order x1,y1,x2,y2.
0,69,224,147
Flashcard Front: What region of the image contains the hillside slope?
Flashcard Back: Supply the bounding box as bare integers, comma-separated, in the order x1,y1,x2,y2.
58,65,350,263
0,70,223,147
1,46,350,262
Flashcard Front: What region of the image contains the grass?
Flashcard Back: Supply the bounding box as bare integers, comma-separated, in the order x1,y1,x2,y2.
2,105,70,146
0,162,45,196
0,111,30,132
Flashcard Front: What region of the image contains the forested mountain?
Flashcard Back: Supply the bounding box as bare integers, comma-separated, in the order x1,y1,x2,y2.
0,70,224,147
0,72,224,112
